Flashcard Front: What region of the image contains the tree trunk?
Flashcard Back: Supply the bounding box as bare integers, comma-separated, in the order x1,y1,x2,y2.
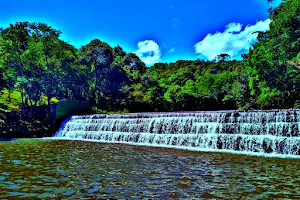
98,92,107,110
47,95,54,121
21,89,24,105
47,95,52,106
90,91,96,106
28,97,33,120
8,88,11,102
20,90,24,119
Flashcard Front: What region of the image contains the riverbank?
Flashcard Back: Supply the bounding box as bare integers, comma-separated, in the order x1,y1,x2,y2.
0,99,94,138
0,108,56,138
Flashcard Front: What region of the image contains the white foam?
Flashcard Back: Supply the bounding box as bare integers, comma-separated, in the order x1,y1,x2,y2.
53,110,300,157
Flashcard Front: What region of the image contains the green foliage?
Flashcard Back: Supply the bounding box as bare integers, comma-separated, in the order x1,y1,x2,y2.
92,107,129,114
257,81,281,109
0,89,58,112
293,100,300,109
243,0,300,108
0,89,22,111
0,0,298,113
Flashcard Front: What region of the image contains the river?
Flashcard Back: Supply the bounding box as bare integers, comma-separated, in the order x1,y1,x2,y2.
0,139,299,199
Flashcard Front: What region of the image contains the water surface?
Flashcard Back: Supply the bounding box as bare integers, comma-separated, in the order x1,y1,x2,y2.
0,139,299,199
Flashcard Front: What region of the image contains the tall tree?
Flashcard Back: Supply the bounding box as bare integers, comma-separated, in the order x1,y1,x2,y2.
80,39,114,108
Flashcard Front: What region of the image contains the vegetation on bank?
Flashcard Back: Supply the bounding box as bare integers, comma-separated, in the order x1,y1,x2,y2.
0,89,59,112
0,0,299,117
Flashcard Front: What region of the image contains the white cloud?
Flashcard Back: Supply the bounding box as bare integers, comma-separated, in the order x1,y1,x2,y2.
169,48,175,54
226,22,242,33
194,19,271,60
135,40,161,66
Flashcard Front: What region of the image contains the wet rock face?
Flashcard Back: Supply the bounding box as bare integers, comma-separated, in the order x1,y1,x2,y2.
0,106,56,138
55,100,93,134
56,100,92,121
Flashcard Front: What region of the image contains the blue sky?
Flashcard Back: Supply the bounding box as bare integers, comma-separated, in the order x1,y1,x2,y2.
1,0,282,66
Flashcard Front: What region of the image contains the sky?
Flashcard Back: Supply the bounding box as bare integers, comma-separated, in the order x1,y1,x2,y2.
0,0,283,66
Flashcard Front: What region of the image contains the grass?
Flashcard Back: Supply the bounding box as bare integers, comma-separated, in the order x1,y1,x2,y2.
0,89,59,112
41,95,60,104
92,106,129,114
107,110,129,114
0,89,22,112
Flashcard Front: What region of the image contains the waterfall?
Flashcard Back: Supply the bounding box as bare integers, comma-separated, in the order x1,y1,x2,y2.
54,110,300,156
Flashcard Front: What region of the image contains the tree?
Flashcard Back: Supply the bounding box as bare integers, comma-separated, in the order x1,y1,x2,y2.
215,53,231,62
243,0,300,108
80,39,114,108
113,45,126,57
122,53,146,76
0,22,31,108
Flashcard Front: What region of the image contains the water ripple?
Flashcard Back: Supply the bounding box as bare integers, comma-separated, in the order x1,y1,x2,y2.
0,139,299,199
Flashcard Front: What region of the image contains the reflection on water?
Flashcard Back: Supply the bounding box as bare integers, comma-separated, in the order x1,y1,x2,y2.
0,139,300,199
0,138,16,142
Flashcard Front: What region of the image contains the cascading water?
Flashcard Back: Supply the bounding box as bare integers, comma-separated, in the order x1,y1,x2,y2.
55,110,300,157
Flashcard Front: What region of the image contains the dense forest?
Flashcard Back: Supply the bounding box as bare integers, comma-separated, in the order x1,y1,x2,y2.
0,0,299,117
